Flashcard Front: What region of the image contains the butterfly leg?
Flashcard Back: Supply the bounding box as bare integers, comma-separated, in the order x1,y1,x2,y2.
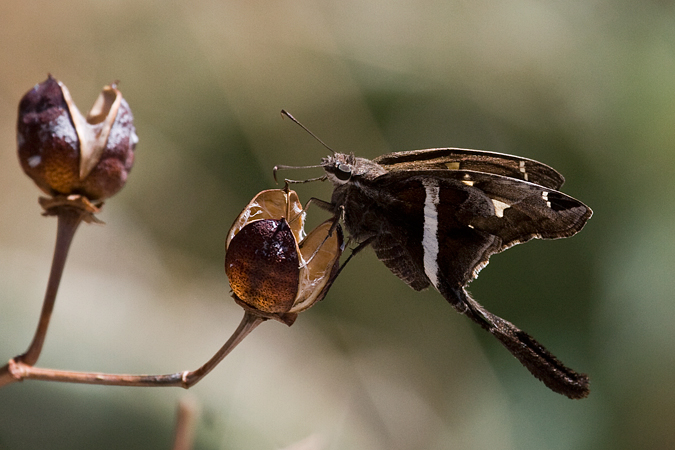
273,165,325,184
302,197,334,213
298,199,344,240
442,285,590,399
331,236,376,280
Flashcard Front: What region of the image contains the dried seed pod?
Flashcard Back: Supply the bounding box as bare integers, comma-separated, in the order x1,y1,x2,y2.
225,189,343,325
226,219,300,314
17,75,137,201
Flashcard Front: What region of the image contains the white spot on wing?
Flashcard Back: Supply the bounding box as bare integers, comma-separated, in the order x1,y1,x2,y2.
462,174,474,186
491,199,510,218
422,180,440,289
542,191,551,208
519,160,529,181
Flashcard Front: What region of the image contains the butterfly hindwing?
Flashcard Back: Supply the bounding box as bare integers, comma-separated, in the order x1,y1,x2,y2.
363,174,499,290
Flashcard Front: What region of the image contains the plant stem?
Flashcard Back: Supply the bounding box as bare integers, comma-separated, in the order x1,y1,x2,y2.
172,397,199,450
22,208,85,364
0,207,85,387
3,312,265,388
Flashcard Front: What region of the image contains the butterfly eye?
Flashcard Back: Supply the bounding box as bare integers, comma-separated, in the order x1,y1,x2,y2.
334,163,352,181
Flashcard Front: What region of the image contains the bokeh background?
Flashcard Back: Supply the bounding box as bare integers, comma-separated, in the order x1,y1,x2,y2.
1,1,674,449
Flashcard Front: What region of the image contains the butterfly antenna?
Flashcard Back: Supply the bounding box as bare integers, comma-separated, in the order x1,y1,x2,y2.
281,110,335,154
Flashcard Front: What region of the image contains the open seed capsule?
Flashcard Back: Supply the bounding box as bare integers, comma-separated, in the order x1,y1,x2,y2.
225,189,343,325
17,75,137,201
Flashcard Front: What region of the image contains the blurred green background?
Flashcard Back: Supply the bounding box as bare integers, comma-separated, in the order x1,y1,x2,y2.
1,0,674,449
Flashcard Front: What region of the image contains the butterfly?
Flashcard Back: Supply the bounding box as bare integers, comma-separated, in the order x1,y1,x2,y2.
276,113,592,399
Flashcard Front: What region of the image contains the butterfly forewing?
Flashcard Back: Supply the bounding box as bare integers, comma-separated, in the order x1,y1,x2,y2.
413,169,592,249
373,148,566,190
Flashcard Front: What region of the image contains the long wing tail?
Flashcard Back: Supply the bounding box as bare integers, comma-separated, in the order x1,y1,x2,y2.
444,286,590,399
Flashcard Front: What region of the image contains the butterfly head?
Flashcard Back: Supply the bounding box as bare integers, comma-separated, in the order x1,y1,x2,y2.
322,152,386,186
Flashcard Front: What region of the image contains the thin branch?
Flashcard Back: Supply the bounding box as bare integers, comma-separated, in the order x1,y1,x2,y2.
0,206,85,387
22,208,85,364
2,312,265,388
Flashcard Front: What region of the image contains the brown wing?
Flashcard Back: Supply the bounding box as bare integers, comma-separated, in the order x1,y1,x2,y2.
372,233,431,291
370,170,591,287
373,148,565,190
368,171,591,399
